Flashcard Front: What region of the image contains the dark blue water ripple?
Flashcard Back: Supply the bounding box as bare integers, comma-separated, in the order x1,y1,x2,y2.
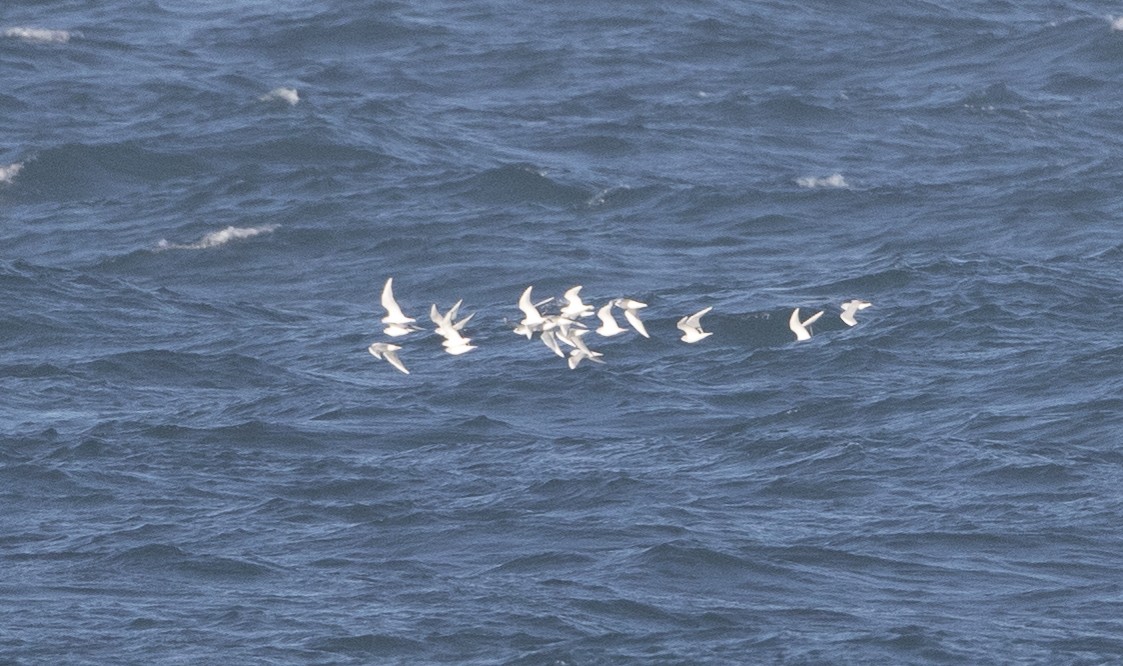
3,0,1123,663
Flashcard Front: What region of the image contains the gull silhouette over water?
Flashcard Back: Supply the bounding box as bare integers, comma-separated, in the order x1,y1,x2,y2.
567,345,605,369
560,286,595,320
430,301,476,355
839,299,872,327
514,285,552,337
677,306,713,343
540,329,566,357
595,302,627,337
614,298,650,338
789,307,824,341
368,342,409,374
380,278,420,337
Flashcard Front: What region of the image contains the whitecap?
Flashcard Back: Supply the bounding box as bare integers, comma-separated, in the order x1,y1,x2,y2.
3,27,75,43
796,173,848,189
259,87,300,106
157,225,279,251
1110,16,1123,32
0,162,23,185
586,185,630,207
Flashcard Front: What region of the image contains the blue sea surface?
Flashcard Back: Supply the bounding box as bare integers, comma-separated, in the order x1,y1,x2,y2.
3,1,1123,663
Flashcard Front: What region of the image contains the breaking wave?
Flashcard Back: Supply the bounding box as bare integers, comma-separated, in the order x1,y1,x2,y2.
157,225,279,251
259,87,300,106
3,27,77,43
0,162,23,184
796,173,849,189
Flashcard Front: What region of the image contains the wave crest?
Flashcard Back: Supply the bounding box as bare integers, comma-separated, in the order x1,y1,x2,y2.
157,225,278,251
0,162,22,184
796,173,848,189
3,27,76,43
259,87,300,106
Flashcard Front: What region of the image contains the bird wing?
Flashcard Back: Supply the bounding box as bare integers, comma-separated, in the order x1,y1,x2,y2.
541,330,565,357
452,312,474,330
381,278,407,320
383,349,410,374
686,306,712,328
623,309,650,337
596,303,618,327
616,298,647,310
518,286,538,318
789,308,802,333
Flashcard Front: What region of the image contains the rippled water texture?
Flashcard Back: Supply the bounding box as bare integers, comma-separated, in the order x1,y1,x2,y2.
3,1,1123,663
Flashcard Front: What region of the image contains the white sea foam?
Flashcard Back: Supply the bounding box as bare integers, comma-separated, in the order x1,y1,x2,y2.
4,27,76,43
1110,16,1123,31
260,87,300,105
157,225,278,251
0,162,23,184
796,173,848,189
586,185,630,207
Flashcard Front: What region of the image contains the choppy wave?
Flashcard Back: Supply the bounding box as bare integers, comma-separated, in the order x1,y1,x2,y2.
3,27,76,43
0,162,22,184
156,225,279,251
259,87,300,105
450,163,592,206
4,0,1123,664
796,173,848,189
4,143,204,203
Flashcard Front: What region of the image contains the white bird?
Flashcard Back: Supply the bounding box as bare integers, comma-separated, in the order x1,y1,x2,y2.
452,312,474,331
384,323,417,337
380,278,419,337
595,302,628,337
614,298,650,338
550,315,587,347
839,299,872,327
540,329,566,358
567,347,605,369
561,327,597,356
559,286,595,319
515,286,549,337
430,303,451,332
441,335,476,356
431,300,474,336
429,301,477,355
789,307,824,341
368,342,409,374
677,306,713,343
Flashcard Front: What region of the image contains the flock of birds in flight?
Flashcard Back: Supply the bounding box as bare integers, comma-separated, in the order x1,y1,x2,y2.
368,278,872,374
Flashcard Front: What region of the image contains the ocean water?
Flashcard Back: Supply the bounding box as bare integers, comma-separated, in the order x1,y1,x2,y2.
3,1,1123,663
